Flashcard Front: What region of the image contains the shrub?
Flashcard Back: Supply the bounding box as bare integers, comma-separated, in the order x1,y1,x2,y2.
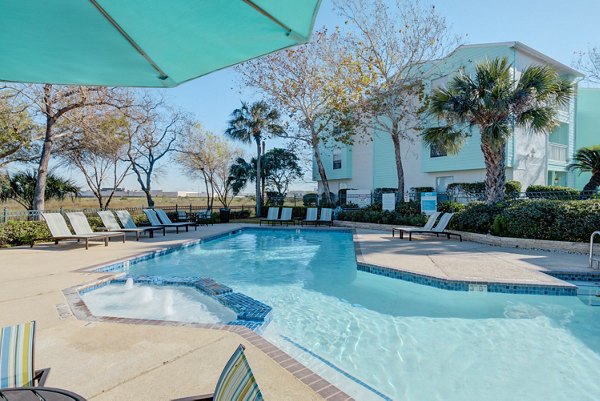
336,209,427,226
0,221,51,247
303,193,318,207
525,185,579,199
230,210,251,219
439,201,466,213
449,202,508,234
494,200,600,242
447,180,521,197
395,200,421,214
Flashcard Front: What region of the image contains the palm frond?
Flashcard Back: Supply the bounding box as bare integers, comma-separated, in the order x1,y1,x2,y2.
516,106,557,134
568,146,600,173
421,126,469,155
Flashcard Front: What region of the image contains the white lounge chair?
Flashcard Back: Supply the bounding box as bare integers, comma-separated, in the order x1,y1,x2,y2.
394,212,462,241
155,209,197,232
392,212,440,238
97,210,163,241
276,207,294,225
40,212,122,250
259,207,279,226
317,208,333,227
116,210,166,237
144,209,187,234
66,212,126,245
301,208,318,226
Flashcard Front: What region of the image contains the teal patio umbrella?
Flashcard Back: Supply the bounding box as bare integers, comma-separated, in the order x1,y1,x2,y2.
0,0,321,87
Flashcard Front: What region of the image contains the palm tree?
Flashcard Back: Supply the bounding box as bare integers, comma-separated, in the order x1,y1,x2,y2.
568,146,600,193
0,170,80,210
422,57,574,203
225,101,283,216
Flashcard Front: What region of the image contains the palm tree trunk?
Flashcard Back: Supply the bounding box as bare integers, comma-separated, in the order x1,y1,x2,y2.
255,140,262,217
583,173,600,192
481,140,507,203
391,126,405,195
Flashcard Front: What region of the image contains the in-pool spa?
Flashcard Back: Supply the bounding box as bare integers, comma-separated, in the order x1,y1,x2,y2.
96,228,600,401
82,279,237,324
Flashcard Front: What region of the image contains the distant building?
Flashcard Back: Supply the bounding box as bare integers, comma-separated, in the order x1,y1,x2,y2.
313,42,593,197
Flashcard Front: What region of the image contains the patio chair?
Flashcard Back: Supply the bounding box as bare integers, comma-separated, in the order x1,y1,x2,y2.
97,210,163,241
276,207,294,226
116,210,166,237
259,207,279,226
177,210,190,222
392,212,440,238
0,321,49,389
196,209,213,226
172,344,263,401
317,208,333,227
155,209,197,231
66,212,125,245
396,212,462,242
301,208,318,226
143,209,186,234
41,212,122,250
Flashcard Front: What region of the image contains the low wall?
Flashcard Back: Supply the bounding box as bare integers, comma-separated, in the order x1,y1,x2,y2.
333,220,590,254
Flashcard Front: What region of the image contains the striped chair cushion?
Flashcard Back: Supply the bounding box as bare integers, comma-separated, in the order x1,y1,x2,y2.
0,321,35,389
214,344,263,401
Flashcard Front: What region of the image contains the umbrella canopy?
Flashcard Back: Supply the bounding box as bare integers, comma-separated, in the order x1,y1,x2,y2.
0,0,321,87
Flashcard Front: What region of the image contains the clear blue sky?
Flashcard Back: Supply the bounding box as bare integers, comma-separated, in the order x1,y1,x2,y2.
88,0,600,192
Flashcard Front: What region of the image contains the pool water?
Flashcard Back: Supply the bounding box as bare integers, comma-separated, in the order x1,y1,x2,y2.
82,283,237,324
121,229,600,401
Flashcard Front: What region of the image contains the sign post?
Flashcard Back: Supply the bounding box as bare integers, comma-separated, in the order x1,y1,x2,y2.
420,192,437,215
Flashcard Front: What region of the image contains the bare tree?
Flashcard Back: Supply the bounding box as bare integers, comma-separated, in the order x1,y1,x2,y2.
235,29,363,205
176,124,242,208
4,84,130,210
575,47,600,83
336,0,459,194
124,97,190,207
57,111,130,209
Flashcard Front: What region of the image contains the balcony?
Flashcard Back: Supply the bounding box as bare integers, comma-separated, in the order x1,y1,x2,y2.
549,143,568,163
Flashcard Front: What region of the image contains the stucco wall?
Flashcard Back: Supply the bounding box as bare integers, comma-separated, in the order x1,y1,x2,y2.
575,87,600,189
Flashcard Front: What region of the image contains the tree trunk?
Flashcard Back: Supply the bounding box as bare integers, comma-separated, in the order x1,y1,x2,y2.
390,125,405,195
255,140,262,217
481,140,507,204
313,142,332,205
33,85,55,212
583,173,600,193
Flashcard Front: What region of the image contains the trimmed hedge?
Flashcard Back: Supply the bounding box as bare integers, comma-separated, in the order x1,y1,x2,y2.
525,185,579,198
447,180,521,196
450,200,600,242
337,209,428,226
0,221,51,247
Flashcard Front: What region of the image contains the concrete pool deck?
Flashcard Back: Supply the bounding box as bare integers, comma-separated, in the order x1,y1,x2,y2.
0,223,594,400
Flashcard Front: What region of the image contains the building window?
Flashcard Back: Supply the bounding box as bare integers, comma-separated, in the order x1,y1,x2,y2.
430,144,447,158
436,176,454,192
333,148,342,170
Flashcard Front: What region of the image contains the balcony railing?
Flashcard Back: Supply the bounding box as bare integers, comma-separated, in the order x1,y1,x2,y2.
549,143,568,163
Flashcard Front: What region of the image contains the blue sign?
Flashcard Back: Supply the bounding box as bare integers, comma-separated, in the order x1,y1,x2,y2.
420,192,437,215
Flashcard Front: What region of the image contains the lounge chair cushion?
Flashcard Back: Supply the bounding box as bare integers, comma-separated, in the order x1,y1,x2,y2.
0,321,35,388
116,210,137,229
213,345,263,401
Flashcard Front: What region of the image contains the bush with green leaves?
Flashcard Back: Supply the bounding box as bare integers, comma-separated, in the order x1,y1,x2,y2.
449,201,509,234
525,185,579,198
336,209,427,226
0,221,51,247
447,180,521,198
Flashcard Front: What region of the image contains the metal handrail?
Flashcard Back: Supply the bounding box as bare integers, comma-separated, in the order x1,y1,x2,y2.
590,231,600,269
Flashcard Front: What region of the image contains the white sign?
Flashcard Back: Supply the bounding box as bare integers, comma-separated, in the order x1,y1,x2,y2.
382,193,395,211
404,191,410,202
420,192,437,215
347,189,372,208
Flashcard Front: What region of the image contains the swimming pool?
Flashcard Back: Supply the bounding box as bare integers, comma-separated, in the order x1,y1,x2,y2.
114,228,600,400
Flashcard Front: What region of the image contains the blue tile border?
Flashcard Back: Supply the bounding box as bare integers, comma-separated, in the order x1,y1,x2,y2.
78,274,273,333
356,263,577,296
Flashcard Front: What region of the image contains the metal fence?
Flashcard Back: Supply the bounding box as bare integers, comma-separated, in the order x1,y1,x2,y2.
339,189,600,208
0,204,257,223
